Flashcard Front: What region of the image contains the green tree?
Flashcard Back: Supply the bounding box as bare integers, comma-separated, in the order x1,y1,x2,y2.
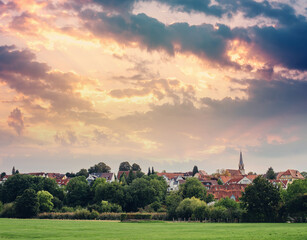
88,162,111,174
131,163,141,171
180,178,207,201
166,191,182,219
283,179,307,221
136,171,145,178
217,179,223,185
37,190,54,213
301,171,307,178
119,161,131,171
176,197,206,219
266,167,276,180
147,167,151,176
215,197,239,211
192,166,199,176
119,173,127,185
1,174,34,203
152,167,155,174
15,189,39,218
76,168,89,178
241,176,282,222
0,172,5,179
124,178,155,211
127,169,136,185
95,181,125,207
65,176,90,207
12,166,16,175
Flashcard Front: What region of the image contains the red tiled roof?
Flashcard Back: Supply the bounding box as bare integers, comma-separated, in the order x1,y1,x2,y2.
56,178,70,186
226,176,244,184
226,169,242,177
198,170,208,176
208,184,248,201
157,172,185,180
279,169,304,179
219,176,231,184
269,180,288,188
117,171,137,179
246,175,258,181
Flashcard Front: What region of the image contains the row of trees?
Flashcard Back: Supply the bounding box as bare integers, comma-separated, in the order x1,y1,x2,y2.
0,164,306,222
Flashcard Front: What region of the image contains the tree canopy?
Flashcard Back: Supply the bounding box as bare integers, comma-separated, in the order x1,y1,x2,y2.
88,162,111,174
241,176,282,222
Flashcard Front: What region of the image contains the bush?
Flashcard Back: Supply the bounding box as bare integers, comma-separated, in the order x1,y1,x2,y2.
176,197,206,220
0,203,16,218
74,209,91,219
0,201,3,212
97,213,121,220
61,206,75,213
121,213,152,221
90,210,99,219
38,210,115,220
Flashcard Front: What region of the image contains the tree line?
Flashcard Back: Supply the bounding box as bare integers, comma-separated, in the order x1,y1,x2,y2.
0,161,306,222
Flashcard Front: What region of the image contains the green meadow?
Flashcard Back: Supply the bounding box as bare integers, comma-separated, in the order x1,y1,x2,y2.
0,219,306,240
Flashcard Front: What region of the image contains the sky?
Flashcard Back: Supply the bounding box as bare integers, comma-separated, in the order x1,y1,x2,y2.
0,0,307,175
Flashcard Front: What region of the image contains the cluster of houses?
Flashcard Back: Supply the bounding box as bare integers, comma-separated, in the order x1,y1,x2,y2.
157,152,304,201
0,152,305,202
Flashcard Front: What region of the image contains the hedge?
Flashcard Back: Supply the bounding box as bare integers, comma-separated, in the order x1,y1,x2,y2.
37,212,167,221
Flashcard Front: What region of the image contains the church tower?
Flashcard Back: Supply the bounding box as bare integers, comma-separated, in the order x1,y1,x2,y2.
239,151,245,175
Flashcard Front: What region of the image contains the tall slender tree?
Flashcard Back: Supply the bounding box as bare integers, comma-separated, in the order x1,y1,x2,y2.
12,166,16,175
192,166,199,176
147,167,151,176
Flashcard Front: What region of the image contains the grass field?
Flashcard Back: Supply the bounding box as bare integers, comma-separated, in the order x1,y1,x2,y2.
0,219,306,240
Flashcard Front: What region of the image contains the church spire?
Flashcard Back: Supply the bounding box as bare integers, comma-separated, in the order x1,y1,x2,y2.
239,151,245,175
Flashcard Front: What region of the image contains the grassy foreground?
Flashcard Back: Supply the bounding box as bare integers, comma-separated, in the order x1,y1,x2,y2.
0,219,306,240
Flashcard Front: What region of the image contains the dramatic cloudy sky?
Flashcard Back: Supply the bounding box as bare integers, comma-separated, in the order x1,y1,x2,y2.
0,0,307,174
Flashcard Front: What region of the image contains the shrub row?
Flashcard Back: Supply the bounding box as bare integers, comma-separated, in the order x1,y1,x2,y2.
37,211,122,220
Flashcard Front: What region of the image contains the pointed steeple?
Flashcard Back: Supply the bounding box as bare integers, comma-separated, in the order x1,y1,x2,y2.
239,151,245,175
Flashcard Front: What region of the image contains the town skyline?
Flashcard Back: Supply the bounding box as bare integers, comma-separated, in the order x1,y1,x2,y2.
1,151,305,176
1,0,307,173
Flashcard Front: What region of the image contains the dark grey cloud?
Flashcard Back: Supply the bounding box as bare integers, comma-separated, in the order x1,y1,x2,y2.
85,0,305,25
249,21,307,70
7,108,24,135
80,10,236,65
80,6,307,70
217,0,305,26
0,45,93,113
202,79,307,118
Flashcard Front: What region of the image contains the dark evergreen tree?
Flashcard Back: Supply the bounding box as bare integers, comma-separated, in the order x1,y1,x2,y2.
12,166,16,175
152,167,155,174
119,173,127,185
15,170,19,174
1,172,6,179
127,169,136,184
217,179,223,185
192,165,199,176
15,189,39,218
147,167,151,176
266,167,276,180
